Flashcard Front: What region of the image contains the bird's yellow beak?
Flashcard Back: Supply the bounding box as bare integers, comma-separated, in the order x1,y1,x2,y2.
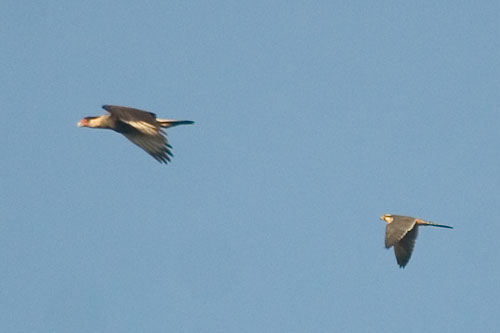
77,121,83,127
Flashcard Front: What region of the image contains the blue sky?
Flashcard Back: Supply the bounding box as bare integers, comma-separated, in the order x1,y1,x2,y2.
1,1,500,332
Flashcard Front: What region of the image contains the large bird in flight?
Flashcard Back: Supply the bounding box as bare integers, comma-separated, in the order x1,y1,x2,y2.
380,214,453,268
78,105,194,164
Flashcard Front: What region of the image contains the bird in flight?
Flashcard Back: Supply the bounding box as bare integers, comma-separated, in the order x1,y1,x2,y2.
380,214,453,268
78,105,194,164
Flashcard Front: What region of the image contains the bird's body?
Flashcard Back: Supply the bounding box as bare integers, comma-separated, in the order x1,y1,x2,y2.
78,105,194,163
380,214,452,268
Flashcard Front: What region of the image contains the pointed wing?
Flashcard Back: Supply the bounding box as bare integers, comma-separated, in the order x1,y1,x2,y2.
102,105,173,163
122,129,173,164
103,105,157,120
102,105,159,133
393,226,418,268
385,215,417,248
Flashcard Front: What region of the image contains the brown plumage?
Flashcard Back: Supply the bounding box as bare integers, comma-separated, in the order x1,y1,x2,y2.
77,105,194,164
380,214,453,268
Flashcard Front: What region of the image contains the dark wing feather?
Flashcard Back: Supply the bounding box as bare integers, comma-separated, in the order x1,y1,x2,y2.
102,105,158,123
393,226,418,268
102,105,173,163
385,215,417,248
122,129,173,164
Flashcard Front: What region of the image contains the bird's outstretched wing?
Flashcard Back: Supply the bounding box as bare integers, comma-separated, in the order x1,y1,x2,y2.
393,226,418,268
122,129,173,164
103,105,173,163
385,215,417,248
103,105,157,121
103,105,160,133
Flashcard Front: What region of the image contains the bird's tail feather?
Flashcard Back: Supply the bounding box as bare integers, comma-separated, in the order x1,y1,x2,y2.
157,119,195,128
420,221,453,229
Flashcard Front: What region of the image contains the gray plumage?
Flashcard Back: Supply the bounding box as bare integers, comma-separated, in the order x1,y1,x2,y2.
381,214,452,268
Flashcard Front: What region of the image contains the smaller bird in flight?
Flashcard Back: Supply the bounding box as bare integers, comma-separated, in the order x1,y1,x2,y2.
78,105,194,164
380,214,453,268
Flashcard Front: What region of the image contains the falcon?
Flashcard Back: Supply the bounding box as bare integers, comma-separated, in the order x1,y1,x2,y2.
77,105,194,164
380,214,453,268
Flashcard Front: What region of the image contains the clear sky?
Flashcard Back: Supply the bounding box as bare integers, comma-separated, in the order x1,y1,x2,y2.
1,1,499,332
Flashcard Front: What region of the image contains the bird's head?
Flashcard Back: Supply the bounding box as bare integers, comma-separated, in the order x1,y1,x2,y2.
77,117,99,128
380,214,394,224
77,118,90,127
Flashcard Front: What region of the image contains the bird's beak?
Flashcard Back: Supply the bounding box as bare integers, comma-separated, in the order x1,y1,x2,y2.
77,121,83,127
